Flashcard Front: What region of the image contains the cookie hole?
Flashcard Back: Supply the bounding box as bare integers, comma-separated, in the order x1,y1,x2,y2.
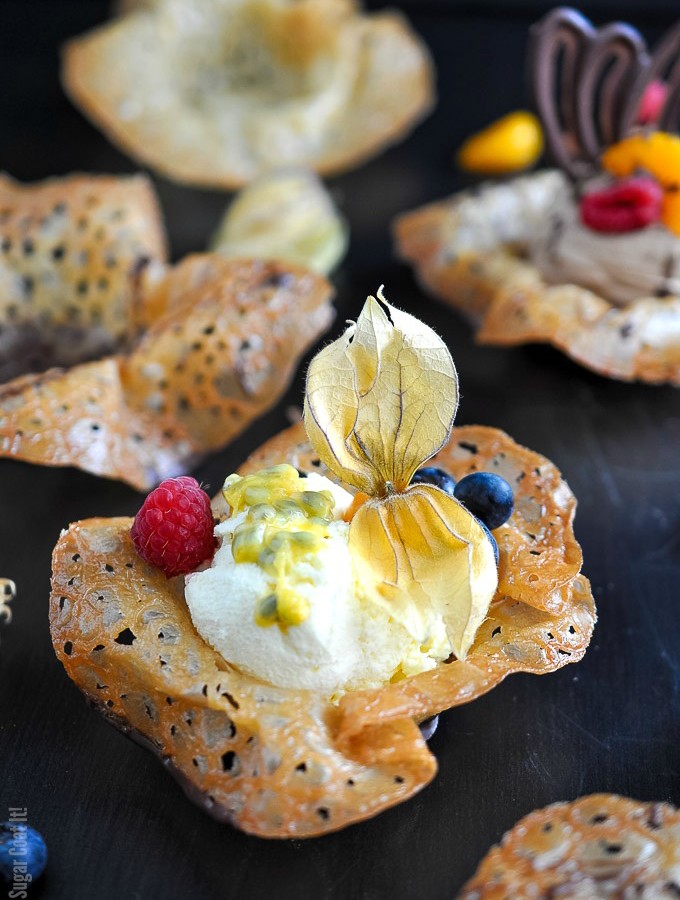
221,751,237,772
114,627,136,646
458,441,478,454
604,842,623,855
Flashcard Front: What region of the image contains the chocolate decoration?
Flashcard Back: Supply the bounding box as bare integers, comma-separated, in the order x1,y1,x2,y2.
529,8,647,179
622,21,680,136
577,23,646,159
529,7,680,180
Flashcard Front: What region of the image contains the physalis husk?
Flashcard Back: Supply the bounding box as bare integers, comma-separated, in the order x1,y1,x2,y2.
211,169,348,275
303,289,498,659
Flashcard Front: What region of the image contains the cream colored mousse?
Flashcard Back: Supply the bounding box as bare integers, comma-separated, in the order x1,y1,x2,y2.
528,172,680,306
185,465,452,698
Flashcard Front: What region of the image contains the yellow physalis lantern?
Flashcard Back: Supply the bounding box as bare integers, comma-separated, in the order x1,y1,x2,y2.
304,288,498,659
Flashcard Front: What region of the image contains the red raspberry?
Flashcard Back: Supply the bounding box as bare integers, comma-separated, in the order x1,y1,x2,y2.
580,177,663,233
131,476,215,577
638,80,668,125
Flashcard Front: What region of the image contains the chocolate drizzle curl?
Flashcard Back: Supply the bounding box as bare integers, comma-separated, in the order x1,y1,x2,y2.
529,7,680,179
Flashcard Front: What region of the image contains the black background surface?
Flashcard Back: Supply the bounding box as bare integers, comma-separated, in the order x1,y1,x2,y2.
2,2,680,899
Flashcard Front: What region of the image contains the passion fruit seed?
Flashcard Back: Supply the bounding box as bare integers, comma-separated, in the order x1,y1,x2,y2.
275,498,304,516
225,466,337,629
291,531,320,548
258,548,276,567
244,485,272,506
249,503,278,522
297,489,335,517
257,594,279,623
231,526,263,564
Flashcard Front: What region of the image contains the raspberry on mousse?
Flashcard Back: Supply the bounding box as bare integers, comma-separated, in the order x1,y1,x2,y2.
131,476,215,578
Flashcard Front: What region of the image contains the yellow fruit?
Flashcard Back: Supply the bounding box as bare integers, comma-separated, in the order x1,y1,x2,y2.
602,132,680,188
457,111,544,175
662,191,680,236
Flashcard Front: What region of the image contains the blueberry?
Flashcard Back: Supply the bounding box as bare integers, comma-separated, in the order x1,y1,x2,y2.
454,472,514,531
410,466,455,496
478,520,499,564
418,715,439,741
0,822,47,885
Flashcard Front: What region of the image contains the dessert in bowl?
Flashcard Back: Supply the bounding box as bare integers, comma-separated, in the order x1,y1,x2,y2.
62,0,435,188
50,292,595,836
395,8,680,385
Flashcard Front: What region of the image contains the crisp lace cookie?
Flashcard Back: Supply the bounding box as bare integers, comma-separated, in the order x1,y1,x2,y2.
62,0,435,188
0,172,166,381
50,422,594,837
459,794,680,899
0,258,333,490
395,171,680,385
395,9,680,386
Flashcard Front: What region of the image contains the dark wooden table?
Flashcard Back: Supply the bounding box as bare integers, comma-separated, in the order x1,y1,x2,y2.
2,3,679,899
